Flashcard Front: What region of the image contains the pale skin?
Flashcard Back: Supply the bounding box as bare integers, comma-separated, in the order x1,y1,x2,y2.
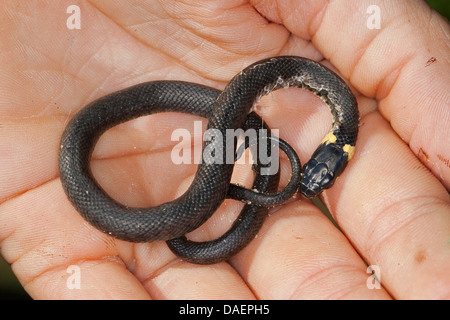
0,0,449,300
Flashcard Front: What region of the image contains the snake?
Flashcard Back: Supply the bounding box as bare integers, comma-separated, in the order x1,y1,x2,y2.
58,56,359,264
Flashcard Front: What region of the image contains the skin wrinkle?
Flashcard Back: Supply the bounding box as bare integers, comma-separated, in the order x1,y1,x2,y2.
2,182,118,281
87,1,193,85
250,0,282,24
362,195,449,262
53,71,94,119
92,137,176,161
59,68,312,252
188,26,280,60
24,258,142,299
311,13,342,65
434,17,450,52
13,220,132,296
163,0,248,22
144,260,254,300
392,66,446,168
256,217,377,299
71,41,117,99
147,29,230,82
5,235,48,269
240,205,334,291
99,2,198,66
3,65,67,119
93,154,197,207
347,9,447,166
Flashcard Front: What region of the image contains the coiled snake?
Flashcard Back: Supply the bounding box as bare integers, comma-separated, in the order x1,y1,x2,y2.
58,56,359,264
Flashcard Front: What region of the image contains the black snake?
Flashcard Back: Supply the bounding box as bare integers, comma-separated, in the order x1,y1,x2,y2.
58,56,359,264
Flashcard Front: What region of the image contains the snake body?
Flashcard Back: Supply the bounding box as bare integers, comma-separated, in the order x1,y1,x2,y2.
58,56,358,264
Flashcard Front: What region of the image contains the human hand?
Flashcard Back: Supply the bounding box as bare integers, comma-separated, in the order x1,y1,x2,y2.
0,0,449,299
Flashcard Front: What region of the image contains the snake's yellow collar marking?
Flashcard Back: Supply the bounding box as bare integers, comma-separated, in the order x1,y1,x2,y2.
321,133,355,160
343,144,355,160
321,132,337,144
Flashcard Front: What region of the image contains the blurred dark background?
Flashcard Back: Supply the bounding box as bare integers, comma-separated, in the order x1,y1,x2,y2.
1,0,448,300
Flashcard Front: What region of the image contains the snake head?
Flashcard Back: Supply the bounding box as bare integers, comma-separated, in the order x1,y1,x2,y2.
300,142,349,198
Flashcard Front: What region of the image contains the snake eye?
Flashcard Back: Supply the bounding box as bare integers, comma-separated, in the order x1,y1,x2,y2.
301,162,330,198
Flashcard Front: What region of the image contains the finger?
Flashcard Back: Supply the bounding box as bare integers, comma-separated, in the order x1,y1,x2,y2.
231,200,391,299
0,180,151,299
322,112,450,299
251,0,450,189
0,1,170,199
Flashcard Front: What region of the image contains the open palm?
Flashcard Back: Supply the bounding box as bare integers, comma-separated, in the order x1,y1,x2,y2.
1,0,449,299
